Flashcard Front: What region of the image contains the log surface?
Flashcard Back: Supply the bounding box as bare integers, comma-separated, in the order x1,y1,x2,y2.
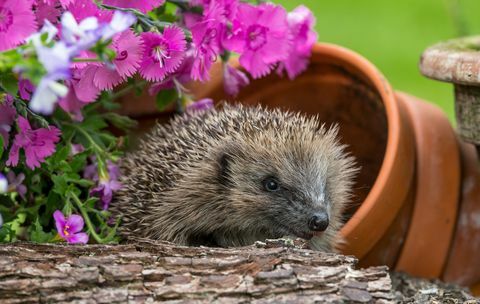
0,239,475,303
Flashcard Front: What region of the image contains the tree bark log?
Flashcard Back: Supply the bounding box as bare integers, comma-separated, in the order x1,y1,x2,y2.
0,239,475,303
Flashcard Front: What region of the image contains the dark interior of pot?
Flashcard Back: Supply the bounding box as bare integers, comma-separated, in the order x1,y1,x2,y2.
126,59,389,222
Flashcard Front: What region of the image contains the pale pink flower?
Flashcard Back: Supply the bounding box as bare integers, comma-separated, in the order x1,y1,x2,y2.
6,117,61,170
0,0,37,51
223,64,249,96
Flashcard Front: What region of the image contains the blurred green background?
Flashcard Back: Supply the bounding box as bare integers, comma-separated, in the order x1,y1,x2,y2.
275,0,480,121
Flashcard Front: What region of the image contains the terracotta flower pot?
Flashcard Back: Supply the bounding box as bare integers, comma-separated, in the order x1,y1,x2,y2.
394,92,461,278
121,42,478,287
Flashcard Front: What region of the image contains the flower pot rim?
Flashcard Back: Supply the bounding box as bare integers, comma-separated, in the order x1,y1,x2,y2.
313,43,414,259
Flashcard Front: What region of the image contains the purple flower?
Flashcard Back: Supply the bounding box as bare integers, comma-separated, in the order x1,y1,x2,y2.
223,64,249,96
277,5,317,79
139,28,187,81
61,11,100,48
6,171,26,199
70,143,85,156
186,98,214,112
6,117,61,170
103,0,166,14
84,160,122,210
53,210,89,244
224,3,290,78
0,0,37,51
90,179,122,210
0,96,16,147
0,173,7,193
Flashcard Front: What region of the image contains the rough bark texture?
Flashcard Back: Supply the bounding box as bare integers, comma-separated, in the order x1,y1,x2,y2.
0,239,475,303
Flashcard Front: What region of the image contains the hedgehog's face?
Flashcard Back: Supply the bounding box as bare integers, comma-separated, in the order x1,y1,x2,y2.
216,134,352,245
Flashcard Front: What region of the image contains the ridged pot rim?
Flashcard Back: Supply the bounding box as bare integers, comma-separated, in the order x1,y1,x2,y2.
309,44,415,259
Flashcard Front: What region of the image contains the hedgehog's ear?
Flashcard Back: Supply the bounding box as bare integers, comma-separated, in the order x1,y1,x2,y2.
217,152,232,187
216,144,241,187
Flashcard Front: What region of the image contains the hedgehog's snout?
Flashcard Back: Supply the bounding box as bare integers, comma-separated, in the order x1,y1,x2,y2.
308,212,329,232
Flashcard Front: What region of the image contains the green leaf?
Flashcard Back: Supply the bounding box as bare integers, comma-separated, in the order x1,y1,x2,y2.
0,225,14,243
52,174,68,196
29,219,55,243
70,152,88,173
155,89,178,111
0,72,18,95
103,112,138,130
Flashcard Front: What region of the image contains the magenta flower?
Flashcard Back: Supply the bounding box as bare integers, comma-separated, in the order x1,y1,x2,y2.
6,117,61,170
186,98,214,112
34,0,61,27
0,96,16,147
58,77,90,121
19,78,35,100
0,0,37,51
93,30,144,90
223,64,249,96
224,3,290,78
53,210,89,244
139,28,187,82
277,5,317,79
6,171,27,199
67,0,112,23
190,21,221,82
103,0,165,13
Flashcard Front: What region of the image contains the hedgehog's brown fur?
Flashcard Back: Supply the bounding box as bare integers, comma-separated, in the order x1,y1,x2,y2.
112,104,357,251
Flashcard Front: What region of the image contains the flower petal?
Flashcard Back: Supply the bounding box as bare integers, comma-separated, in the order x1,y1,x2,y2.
67,232,89,244
66,214,85,233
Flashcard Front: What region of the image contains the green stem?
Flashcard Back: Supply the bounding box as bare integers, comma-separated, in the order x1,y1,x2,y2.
72,57,102,63
110,80,147,100
70,191,105,244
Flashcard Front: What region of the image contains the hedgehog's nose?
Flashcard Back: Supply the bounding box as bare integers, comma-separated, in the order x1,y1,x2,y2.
308,213,329,232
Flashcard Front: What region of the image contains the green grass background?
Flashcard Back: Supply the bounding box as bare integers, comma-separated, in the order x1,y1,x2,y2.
275,0,480,121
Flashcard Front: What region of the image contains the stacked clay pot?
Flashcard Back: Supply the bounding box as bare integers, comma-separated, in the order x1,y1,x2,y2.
118,43,480,289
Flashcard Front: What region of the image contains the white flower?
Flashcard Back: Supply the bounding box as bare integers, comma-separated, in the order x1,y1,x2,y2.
101,11,136,41
0,173,8,193
30,77,69,114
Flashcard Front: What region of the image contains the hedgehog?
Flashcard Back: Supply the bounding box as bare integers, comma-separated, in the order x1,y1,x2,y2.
111,104,357,251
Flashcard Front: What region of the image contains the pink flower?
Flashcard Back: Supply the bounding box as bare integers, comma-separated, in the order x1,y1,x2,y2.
40,0,74,8
148,51,195,95
0,96,16,147
224,3,290,78
19,78,35,100
67,0,112,23
223,64,249,96
0,0,37,51
277,5,317,79
6,117,61,170
139,28,187,82
103,0,165,14
189,5,222,81
53,210,89,244
34,0,61,27
93,30,143,90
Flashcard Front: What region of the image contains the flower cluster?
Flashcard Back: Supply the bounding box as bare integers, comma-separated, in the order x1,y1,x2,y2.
0,0,317,244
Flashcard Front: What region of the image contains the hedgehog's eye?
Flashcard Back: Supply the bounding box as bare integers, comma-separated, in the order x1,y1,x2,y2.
263,177,280,192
